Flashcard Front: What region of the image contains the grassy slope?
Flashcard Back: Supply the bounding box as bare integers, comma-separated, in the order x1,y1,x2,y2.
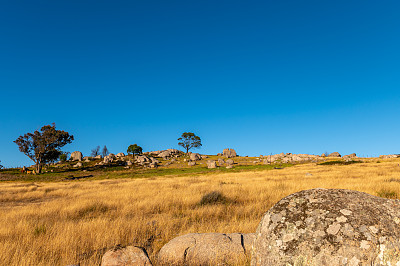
1,157,399,265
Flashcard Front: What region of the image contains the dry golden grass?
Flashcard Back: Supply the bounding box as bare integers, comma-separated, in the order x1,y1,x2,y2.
1,159,400,265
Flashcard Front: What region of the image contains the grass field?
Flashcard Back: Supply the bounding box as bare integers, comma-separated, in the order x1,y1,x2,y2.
1,158,400,265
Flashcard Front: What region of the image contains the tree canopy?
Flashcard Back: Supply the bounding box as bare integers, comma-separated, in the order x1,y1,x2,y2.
127,144,143,156
178,132,202,153
14,123,74,173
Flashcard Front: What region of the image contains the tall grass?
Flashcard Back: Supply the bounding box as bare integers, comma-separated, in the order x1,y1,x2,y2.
1,159,400,265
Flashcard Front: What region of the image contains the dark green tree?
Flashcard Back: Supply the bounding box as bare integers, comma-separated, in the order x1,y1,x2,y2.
178,132,202,153
0,160,3,169
127,144,143,156
14,123,74,173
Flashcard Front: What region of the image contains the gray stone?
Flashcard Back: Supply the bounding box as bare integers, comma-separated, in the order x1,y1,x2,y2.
207,160,217,169
190,153,201,161
329,152,341,157
223,148,237,158
218,158,225,165
70,151,83,161
116,152,125,157
158,233,254,265
188,161,196,167
251,188,400,266
101,245,152,266
226,159,234,166
73,162,83,168
226,165,233,169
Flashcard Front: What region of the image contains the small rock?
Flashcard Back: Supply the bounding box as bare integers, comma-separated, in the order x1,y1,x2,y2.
101,245,152,266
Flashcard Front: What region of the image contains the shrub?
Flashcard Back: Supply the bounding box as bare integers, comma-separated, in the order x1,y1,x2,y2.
377,189,397,199
59,154,67,162
199,191,228,205
319,160,362,166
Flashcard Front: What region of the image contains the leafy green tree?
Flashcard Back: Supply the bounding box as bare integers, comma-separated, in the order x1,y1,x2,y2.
178,132,202,153
59,152,70,162
14,123,74,174
127,144,143,156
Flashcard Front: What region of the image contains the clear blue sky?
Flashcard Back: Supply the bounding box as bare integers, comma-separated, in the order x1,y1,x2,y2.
1,1,400,167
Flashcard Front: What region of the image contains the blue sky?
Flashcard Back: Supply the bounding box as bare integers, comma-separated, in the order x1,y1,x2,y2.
1,1,400,167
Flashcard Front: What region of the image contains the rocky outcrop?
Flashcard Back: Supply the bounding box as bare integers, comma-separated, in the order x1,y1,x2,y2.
329,152,341,157
70,151,83,161
188,161,196,167
116,153,125,157
148,149,182,159
158,233,255,265
251,188,400,266
223,149,237,158
101,245,152,266
261,153,323,164
218,158,225,165
379,154,399,159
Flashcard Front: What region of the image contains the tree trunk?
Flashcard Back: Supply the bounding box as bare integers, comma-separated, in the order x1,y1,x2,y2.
36,162,42,174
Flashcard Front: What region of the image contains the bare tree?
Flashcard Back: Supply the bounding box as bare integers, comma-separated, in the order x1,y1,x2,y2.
102,145,109,157
91,146,100,157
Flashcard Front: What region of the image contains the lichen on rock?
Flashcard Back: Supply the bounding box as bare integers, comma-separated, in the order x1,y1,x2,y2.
251,188,400,266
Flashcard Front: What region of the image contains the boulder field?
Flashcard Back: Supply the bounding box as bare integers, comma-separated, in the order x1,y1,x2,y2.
100,188,400,265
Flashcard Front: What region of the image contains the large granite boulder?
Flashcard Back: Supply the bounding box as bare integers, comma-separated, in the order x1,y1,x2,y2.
70,151,83,161
189,153,201,161
116,152,125,158
328,152,341,157
101,245,152,266
207,160,217,169
158,233,255,265
223,148,237,158
251,188,400,266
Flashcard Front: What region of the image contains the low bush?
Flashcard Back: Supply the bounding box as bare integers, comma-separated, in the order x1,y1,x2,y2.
199,191,228,206
319,160,362,166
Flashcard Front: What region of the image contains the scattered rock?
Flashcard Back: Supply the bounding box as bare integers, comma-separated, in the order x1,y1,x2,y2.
226,165,233,169
328,152,341,157
101,245,152,266
73,162,83,168
218,158,225,165
188,161,196,167
95,155,102,159
190,153,201,161
223,148,237,158
207,160,217,169
251,188,400,266
126,161,132,166
158,233,254,265
226,159,234,166
116,153,125,157
103,156,114,164
70,151,83,161
379,154,399,159
201,155,208,159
